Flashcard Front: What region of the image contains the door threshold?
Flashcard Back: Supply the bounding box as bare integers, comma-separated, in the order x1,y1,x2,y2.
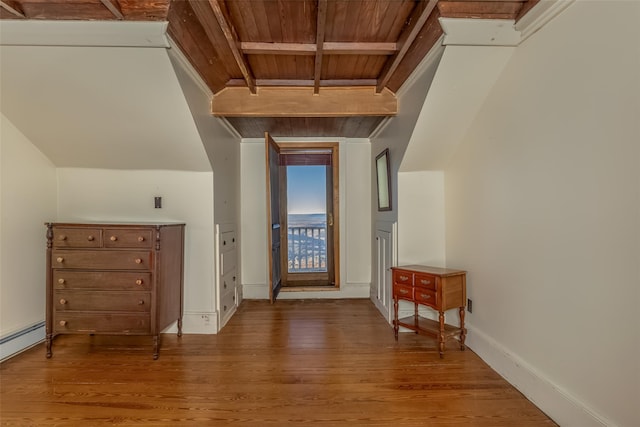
281,286,339,292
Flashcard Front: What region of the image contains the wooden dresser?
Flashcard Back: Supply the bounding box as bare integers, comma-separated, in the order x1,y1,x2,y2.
45,222,185,359
391,265,467,358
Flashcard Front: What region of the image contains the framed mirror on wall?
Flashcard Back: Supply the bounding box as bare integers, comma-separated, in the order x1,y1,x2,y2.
376,148,392,211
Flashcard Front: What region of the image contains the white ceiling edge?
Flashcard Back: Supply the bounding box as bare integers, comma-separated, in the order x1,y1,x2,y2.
516,0,576,43
440,18,520,46
0,20,169,47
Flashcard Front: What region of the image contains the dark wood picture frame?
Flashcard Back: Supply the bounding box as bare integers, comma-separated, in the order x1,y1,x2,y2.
375,148,392,211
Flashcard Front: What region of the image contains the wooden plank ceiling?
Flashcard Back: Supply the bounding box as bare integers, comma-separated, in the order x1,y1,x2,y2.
1,0,539,138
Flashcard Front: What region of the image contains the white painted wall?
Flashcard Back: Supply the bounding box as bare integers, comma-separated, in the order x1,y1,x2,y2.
397,171,445,267
240,138,371,299
444,2,640,426
0,114,57,338
56,168,216,332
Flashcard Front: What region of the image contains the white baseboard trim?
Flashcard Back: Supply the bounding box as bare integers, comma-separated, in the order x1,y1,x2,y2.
163,311,219,335
467,325,614,427
0,321,45,362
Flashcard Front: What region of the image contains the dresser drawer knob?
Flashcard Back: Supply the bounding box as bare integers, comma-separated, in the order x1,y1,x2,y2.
110,236,117,241
135,279,143,285
58,235,67,241
87,235,95,241
224,281,227,289
223,305,227,311
223,240,227,245
420,293,431,299
138,300,145,305
59,320,67,326
59,299,67,305
135,258,142,264
58,278,65,284
138,236,145,242
56,257,64,263
233,276,236,282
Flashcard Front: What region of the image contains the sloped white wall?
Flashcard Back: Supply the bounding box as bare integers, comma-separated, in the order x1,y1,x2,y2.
0,114,57,342
444,2,640,426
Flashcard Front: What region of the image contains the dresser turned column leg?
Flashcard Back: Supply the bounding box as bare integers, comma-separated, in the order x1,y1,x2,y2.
438,312,445,358
45,335,52,358
153,335,159,360
177,318,183,337
459,306,466,351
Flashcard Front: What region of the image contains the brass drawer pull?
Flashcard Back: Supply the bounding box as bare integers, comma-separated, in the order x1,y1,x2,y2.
420,293,431,299
399,289,409,294
420,279,431,285
138,236,145,242
399,275,409,281
135,279,143,285
56,257,64,263
135,258,142,264
110,236,117,241
59,299,67,305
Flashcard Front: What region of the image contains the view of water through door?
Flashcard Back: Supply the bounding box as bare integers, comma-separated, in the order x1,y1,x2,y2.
287,166,327,273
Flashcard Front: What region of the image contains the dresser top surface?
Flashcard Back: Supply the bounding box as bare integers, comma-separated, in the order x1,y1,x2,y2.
47,222,185,228
392,265,466,277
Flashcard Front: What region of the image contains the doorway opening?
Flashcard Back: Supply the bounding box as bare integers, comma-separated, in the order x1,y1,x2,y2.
266,135,339,301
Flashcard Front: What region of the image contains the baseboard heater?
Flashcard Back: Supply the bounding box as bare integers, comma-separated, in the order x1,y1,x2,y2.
0,321,45,362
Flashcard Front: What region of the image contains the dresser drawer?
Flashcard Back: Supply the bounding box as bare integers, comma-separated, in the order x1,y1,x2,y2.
54,312,150,334
415,273,437,291
55,291,151,312
221,271,237,293
414,288,438,308
220,288,236,315
104,229,154,249
53,228,102,248
393,283,413,300
53,250,152,270
393,270,413,285
54,271,152,291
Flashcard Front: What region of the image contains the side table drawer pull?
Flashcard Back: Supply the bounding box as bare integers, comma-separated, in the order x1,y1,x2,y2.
420,293,431,299
420,279,431,285
399,289,409,295
399,275,409,281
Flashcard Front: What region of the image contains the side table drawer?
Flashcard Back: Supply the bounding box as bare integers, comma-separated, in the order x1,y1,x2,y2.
393,270,413,285
414,288,438,308
55,291,151,312
393,283,413,300
415,273,437,291
54,312,151,334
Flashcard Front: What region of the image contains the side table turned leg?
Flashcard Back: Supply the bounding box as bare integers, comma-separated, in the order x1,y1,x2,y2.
438,312,445,358
459,306,466,350
393,298,399,340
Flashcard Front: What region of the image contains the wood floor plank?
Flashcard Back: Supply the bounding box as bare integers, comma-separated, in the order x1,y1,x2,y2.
1,299,556,426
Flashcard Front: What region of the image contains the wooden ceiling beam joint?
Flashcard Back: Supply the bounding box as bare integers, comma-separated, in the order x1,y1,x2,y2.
100,0,124,20
240,41,397,56
376,0,438,93
226,78,379,88
207,0,256,94
0,1,25,18
314,0,329,94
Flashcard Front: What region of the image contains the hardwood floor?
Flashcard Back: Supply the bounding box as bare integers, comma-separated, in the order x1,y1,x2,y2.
1,299,556,426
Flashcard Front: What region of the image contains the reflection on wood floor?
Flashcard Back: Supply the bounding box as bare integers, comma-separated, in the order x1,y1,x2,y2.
0,299,557,426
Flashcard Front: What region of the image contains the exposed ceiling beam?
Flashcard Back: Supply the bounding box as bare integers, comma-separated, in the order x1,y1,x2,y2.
376,0,438,93
205,0,256,94
240,42,397,56
212,86,397,118
437,0,524,19
100,0,124,20
226,78,378,87
0,1,25,18
314,0,328,94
